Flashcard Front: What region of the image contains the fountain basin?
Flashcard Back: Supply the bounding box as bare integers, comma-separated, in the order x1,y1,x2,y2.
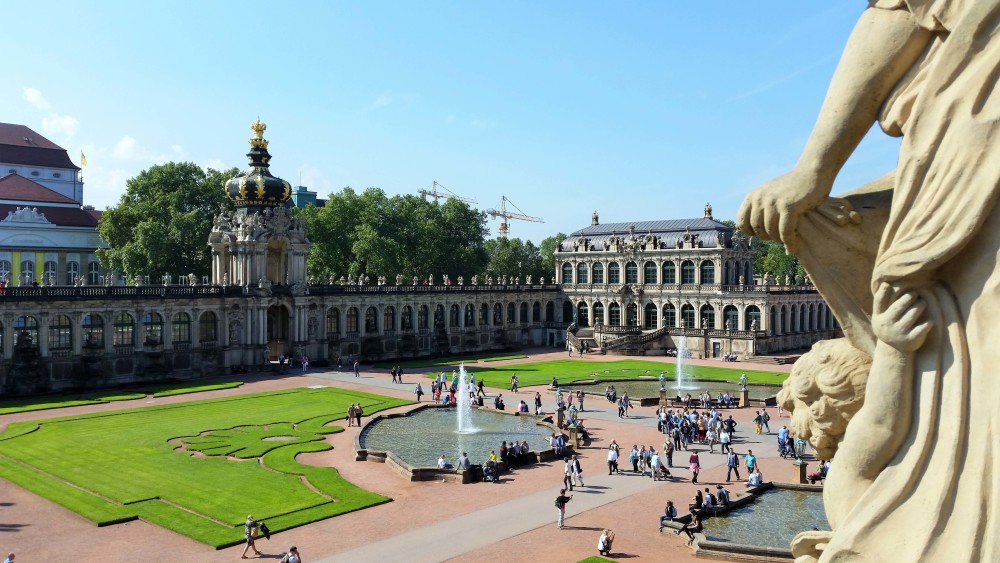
662,483,828,560
356,404,563,483
561,379,780,404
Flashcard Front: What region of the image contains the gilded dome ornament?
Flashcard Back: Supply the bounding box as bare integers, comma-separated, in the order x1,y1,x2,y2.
224,119,291,207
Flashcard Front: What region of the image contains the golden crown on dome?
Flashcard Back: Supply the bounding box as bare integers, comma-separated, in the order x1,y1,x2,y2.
250,118,269,149
224,119,291,207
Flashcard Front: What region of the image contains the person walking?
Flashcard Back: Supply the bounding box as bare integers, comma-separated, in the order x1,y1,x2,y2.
354,403,363,427
607,446,619,475
760,408,771,433
664,438,675,468
753,411,764,434
745,449,759,474
719,428,732,454
563,458,574,491
415,383,424,402
577,390,585,411
279,546,302,563
689,450,701,484
347,404,356,427
572,454,586,487
242,515,263,559
353,360,360,377
555,489,573,529
726,451,741,482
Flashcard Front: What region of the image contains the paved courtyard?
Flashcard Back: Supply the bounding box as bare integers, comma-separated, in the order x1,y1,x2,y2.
0,350,800,562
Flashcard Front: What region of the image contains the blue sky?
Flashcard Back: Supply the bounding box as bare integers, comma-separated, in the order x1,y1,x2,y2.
1,1,899,243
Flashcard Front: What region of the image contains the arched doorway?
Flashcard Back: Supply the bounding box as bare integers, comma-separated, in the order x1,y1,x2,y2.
267,304,290,359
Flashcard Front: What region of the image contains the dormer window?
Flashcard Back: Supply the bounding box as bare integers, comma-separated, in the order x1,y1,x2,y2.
7,169,15,175
30,171,39,177
53,172,61,178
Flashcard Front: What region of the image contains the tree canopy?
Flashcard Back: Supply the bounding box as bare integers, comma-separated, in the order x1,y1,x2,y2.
97,163,238,281
483,237,546,280
298,188,490,281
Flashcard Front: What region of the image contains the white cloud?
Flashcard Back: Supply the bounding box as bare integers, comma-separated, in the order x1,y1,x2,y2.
298,165,334,195
113,136,137,159
22,87,50,110
41,114,79,137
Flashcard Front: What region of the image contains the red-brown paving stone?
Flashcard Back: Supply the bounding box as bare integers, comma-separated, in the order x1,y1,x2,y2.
0,350,801,562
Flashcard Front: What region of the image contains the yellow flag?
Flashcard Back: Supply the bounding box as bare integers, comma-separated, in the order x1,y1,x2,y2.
81,152,87,166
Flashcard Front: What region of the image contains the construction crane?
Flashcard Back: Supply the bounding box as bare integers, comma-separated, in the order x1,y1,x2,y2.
417,181,477,205
485,195,544,238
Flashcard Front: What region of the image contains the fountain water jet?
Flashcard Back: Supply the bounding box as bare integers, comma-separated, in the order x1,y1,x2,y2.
456,363,477,434
675,335,697,391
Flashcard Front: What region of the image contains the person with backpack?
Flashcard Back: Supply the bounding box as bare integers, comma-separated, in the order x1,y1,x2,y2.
761,408,771,433
555,489,574,529
753,411,764,434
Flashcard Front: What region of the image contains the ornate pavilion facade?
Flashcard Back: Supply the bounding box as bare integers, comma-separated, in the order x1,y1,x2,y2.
0,122,564,396
556,206,835,358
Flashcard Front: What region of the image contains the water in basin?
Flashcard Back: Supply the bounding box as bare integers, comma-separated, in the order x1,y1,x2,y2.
704,489,829,549
359,407,555,468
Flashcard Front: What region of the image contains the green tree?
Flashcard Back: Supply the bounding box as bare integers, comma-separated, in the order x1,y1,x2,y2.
483,237,545,280
722,219,804,280
538,232,567,279
97,163,237,280
298,188,489,281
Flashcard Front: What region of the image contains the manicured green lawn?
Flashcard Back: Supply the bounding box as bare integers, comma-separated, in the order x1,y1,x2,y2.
0,382,245,414
430,359,787,388
0,387,410,547
377,353,528,370
578,557,615,563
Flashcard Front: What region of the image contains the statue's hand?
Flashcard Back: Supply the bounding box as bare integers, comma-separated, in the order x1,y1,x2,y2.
737,169,832,254
872,283,933,352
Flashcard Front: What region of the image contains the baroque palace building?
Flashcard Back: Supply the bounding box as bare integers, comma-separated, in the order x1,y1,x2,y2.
0,121,565,396
556,206,835,358
0,121,834,396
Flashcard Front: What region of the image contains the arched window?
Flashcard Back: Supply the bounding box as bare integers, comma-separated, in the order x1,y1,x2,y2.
593,302,605,325
609,303,622,326
644,261,657,285
800,305,807,333
562,301,573,323
88,261,101,285
14,315,39,348
507,303,516,324
562,262,574,284
170,312,190,343
780,305,788,334
625,261,638,284
365,307,378,334
576,263,589,284
20,260,34,285
745,305,761,331
592,263,604,284
143,312,163,345
680,304,695,328
383,306,396,332
198,312,216,342
114,312,135,348
662,261,676,284
83,313,104,348
769,306,777,335
662,303,676,328
644,303,658,327
43,261,57,284
0,260,10,283
520,302,529,323
681,261,696,284
545,301,554,322
626,303,638,326
577,302,589,327
700,260,715,284
401,306,413,330
808,304,816,330
347,307,360,333
465,304,476,326
65,261,79,285
49,314,72,351
533,301,541,322
480,303,489,325
700,304,715,329
433,305,443,328
493,303,503,325
326,308,340,336
449,304,460,327
723,305,739,331
745,261,753,284
420,305,430,329
608,262,621,284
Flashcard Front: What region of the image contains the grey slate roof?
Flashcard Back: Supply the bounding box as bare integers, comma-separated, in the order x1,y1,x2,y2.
561,217,733,252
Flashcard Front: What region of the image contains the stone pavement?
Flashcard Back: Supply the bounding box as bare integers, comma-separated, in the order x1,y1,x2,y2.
0,354,802,562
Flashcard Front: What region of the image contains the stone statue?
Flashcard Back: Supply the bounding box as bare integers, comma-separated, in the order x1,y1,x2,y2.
471,275,478,285
750,319,758,332
457,276,464,286
659,372,666,391
739,274,746,285
738,3,1000,560
338,276,345,285
396,274,403,285
567,402,578,422
223,273,230,286
258,277,268,289
428,274,434,286
514,276,520,285
413,276,419,286
539,276,545,285
526,275,532,285
555,388,564,410
738,371,748,392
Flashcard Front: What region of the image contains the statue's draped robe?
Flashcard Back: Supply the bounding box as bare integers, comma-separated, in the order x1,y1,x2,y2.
795,0,1000,560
